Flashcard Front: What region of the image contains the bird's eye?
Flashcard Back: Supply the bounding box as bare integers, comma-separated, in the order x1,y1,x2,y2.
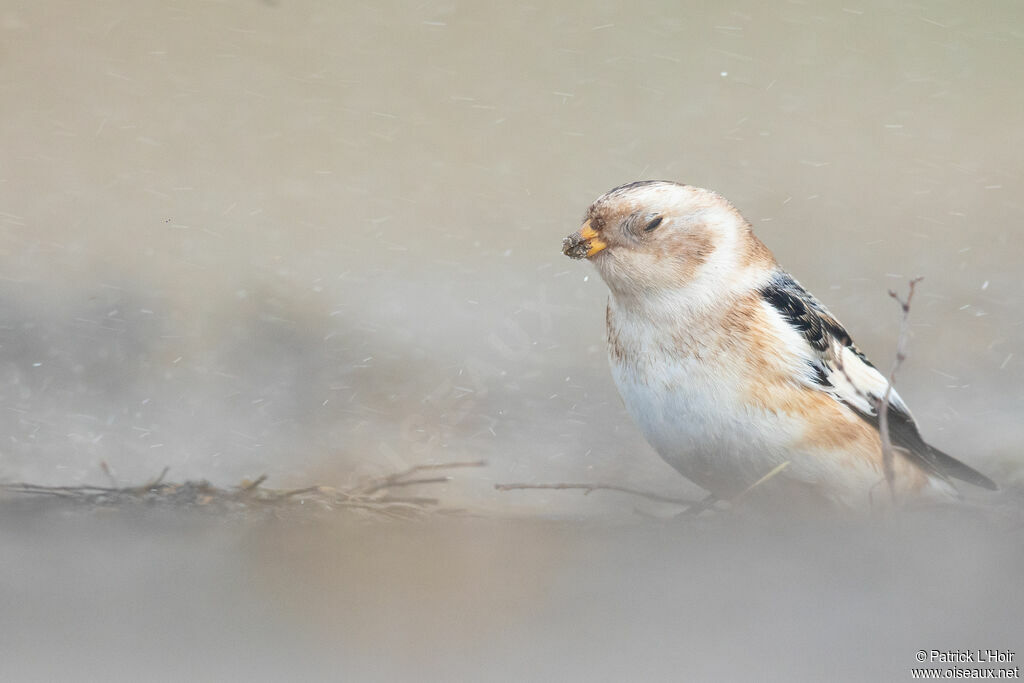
644,216,663,232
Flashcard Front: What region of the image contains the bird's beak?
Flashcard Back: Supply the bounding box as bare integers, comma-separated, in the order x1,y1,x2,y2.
562,220,607,260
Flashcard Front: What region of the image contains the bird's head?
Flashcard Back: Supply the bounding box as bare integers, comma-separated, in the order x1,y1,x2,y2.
563,180,772,301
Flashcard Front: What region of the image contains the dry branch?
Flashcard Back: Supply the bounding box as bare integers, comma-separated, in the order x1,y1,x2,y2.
360,460,485,495
877,277,923,502
494,482,718,515
0,460,487,518
495,482,690,505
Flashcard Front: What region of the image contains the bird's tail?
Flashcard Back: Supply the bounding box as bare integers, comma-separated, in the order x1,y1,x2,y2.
928,446,998,491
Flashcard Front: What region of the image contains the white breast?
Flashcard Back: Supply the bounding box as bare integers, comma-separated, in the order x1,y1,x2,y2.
606,297,800,498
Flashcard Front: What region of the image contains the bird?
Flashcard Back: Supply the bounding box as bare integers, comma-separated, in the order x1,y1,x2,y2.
562,180,997,509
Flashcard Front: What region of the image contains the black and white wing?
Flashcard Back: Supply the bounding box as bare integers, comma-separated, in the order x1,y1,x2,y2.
760,271,997,491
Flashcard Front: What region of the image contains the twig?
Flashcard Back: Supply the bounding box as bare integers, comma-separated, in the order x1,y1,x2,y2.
361,460,485,494
1,485,80,498
830,278,924,504
878,277,923,503
240,474,268,492
494,482,704,509
679,492,719,516
0,460,487,518
143,466,170,490
369,476,452,490
100,461,119,488
278,486,324,498
730,461,791,504
5,484,121,494
371,496,440,506
496,463,792,515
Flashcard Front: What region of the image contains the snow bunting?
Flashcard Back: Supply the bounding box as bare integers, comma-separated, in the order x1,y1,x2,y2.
563,180,996,508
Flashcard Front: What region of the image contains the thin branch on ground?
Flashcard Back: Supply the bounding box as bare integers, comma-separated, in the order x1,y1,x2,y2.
0,460,487,517
361,460,486,495
495,465,795,516
494,482,716,514
495,482,690,505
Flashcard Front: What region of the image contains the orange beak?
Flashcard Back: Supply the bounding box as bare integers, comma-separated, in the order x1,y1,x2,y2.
562,220,608,260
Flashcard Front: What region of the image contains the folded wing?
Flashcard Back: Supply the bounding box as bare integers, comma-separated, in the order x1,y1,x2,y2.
760,271,997,491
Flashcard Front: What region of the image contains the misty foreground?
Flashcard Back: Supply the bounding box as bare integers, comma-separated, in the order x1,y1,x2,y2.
2,474,1023,683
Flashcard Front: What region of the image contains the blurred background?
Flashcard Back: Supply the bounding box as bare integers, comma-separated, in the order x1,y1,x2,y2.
1,0,1021,680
